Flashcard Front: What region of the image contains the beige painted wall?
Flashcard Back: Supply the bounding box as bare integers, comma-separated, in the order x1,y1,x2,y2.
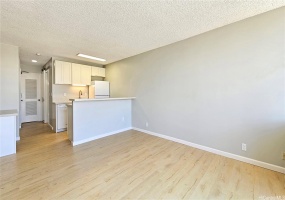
52,85,89,102
21,65,42,73
106,8,285,167
0,43,20,137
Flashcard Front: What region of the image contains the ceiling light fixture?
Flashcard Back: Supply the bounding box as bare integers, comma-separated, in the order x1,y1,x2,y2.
32,60,37,63
36,53,41,56
77,53,106,62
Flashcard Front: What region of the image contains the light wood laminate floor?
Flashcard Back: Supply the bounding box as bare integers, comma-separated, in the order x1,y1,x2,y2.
0,122,284,199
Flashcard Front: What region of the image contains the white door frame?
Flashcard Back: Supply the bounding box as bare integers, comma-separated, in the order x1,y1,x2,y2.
42,70,49,124
20,73,42,123
41,71,44,122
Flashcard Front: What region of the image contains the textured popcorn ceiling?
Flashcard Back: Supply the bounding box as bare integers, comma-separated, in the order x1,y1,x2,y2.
1,1,284,67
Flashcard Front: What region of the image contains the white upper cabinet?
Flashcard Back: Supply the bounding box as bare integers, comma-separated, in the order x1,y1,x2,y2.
54,60,72,84
55,61,100,85
91,66,105,77
80,65,91,85
71,63,81,85
71,64,91,85
62,62,72,84
99,68,106,77
91,67,99,76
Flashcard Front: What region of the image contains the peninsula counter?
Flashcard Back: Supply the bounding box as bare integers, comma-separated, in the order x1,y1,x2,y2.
68,97,135,146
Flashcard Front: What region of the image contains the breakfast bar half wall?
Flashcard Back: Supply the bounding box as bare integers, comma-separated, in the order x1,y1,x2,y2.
67,97,135,146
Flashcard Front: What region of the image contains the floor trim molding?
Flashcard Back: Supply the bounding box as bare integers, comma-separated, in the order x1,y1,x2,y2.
133,127,285,174
48,123,53,130
72,127,133,146
16,136,20,141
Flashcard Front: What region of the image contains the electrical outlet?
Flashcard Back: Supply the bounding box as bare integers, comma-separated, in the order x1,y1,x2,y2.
145,122,149,127
283,152,285,160
242,143,247,151
63,93,67,96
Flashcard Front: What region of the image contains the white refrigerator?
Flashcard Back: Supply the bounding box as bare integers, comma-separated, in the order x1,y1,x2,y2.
89,81,110,99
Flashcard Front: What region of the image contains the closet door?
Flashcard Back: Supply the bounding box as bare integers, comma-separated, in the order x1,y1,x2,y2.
20,73,42,122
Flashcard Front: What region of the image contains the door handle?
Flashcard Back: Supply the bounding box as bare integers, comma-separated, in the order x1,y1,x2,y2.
21,100,23,101
38,99,41,101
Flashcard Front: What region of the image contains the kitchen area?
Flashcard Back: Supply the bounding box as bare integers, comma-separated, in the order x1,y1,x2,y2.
49,59,135,146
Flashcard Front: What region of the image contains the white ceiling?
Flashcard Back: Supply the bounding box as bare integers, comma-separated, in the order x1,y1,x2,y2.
1,1,284,68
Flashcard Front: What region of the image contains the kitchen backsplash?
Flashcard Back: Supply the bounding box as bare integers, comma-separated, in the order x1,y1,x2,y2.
52,84,89,102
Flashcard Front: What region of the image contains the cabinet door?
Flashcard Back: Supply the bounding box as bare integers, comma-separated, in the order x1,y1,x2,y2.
99,68,106,77
91,67,99,76
57,105,67,129
54,60,63,84
62,62,72,84
81,65,91,85
71,63,81,85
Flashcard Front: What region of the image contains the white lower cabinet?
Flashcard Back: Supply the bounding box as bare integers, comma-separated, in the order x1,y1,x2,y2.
0,111,17,157
56,104,68,132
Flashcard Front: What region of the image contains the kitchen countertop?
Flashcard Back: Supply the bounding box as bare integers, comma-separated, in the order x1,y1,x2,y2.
0,110,18,117
70,97,136,102
52,101,72,104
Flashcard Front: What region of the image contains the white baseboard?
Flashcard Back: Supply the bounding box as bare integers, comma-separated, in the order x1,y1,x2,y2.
133,127,285,174
16,136,20,141
72,127,132,146
48,123,53,130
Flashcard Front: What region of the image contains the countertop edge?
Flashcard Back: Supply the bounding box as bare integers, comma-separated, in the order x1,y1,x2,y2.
70,97,136,102
52,102,72,104
0,110,18,117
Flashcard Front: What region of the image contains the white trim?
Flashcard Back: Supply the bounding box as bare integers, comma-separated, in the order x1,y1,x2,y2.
16,136,20,141
133,127,285,174
72,127,132,146
48,123,53,130
20,73,42,123
56,128,67,133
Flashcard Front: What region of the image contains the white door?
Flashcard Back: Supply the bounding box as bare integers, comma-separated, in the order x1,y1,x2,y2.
21,73,42,123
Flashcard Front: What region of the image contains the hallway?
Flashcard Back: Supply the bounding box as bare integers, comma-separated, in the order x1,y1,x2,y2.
17,122,69,153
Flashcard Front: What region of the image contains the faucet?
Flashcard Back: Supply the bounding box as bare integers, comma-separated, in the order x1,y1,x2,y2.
79,90,83,99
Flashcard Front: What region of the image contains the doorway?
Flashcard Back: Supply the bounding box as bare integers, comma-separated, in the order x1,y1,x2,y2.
20,73,42,123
